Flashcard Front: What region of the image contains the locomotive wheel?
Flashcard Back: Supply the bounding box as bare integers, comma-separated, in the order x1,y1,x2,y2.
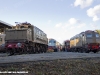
93,50,97,53
39,47,41,53
30,47,34,54
80,48,84,53
23,46,28,54
38,49,40,53
41,48,44,53
78,49,80,52
73,49,75,52
35,48,37,53
18,48,24,55
37,48,40,53
29,47,33,54
8,48,15,56
82,48,85,53
33,48,36,54
72,49,74,52
33,47,36,54
42,48,44,53
80,49,83,53
85,49,90,53
70,49,72,52
44,49,46,53
74,49,77,52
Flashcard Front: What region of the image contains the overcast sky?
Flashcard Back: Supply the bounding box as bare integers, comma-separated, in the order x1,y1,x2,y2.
0,0,100,44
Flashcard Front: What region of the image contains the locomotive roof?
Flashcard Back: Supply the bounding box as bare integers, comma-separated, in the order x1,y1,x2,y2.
6,28,29,31
48,38,56,41
14,23,47,35
85,30,93,33
70,33,82,40
70,36,74,40
79,32,85,34
70,30,95,40
64,40,70,43
0,20,12,28
65,40,70,42
16,22,44,33
34,26,45,33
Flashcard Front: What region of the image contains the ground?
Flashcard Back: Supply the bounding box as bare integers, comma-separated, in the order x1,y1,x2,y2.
0,57,100,75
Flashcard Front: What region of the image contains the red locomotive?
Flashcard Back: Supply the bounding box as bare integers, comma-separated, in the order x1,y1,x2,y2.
62,40,70,52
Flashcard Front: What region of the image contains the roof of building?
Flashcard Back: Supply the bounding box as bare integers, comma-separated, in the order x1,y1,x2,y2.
0,20,12,28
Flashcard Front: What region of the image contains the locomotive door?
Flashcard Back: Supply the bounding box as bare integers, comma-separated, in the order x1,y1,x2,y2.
0,35,2,45
0,34,5,45
93,32,96,43
82,34,85,46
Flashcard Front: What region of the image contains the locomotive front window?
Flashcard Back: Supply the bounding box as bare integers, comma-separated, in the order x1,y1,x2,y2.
49,41,52,43
86,33,92,37
96,33,99,38
0,38,2,41
54,41,56,43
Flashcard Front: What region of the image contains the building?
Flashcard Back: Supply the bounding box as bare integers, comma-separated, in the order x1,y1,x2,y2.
0,20,12,45
0,20,12,34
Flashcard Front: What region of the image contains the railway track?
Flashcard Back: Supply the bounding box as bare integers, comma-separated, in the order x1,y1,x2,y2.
0,51,100,64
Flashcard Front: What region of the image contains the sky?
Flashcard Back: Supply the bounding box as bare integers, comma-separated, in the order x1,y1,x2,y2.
0,0,100,44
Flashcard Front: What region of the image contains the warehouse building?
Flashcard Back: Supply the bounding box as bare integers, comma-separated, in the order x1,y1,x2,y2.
0,20,12,34
0,20,12,45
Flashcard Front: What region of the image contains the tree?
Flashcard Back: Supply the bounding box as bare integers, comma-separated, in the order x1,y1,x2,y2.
95,30,100,34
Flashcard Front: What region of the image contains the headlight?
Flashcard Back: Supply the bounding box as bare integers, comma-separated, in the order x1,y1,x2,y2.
8,44,12,47
16,43,22,47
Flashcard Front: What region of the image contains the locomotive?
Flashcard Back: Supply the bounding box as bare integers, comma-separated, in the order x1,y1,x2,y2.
0,34,5,45
5,22,48,55
0,34,6,52
62,40,70,52
70,30,100,53
48,38,58,52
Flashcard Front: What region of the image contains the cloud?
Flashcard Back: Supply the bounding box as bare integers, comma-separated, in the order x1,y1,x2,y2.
87,4,100,21
68,18,86,29
55,23,62,28
70,26,75,30
55,18,85,29
53,18,86,43
93,16,99,21
61,23,70,29
90,23,98,29
68,18,77,24
77,23,86,28
65,23,70,27
68,18,81,25
74,0,93,8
